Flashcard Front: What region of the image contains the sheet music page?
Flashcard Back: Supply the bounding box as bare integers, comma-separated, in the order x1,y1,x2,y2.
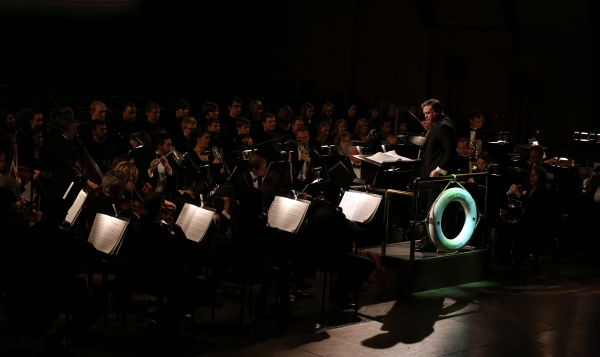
338,191,361,220
175,203,195,232
88,213,128,255
268,196,310,233
186,207,214,243
351,194,382,223
65,190,88,224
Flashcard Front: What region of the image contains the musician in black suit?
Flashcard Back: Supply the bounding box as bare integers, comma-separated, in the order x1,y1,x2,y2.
457,109,492,144
292,126,323,189
139,132,179,198
346,145,374,184
235,153,266,199
45,117,99,203
254,113,284,160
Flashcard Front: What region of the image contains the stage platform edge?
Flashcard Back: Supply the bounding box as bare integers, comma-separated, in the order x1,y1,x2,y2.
357,242,491,293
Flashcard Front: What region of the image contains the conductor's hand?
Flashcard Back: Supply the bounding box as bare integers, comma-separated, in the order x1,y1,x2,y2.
430,170,440,177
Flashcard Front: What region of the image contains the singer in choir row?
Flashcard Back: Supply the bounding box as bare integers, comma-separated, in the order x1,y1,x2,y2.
0,95,598,352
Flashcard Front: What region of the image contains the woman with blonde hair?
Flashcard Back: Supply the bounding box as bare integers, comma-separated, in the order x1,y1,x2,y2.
320,102,336,126
352,118,371,143
330,119,349,139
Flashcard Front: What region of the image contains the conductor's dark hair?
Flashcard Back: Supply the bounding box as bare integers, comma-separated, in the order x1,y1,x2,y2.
142,192,164,219
153,132,171,150
248,154,266,170
173,99,189,110
421,99,443,114
227,96,242,107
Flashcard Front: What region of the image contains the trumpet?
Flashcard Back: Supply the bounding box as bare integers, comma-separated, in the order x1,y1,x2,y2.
500,181,530,223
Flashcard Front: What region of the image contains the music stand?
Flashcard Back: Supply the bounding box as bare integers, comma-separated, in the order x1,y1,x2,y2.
327,160,354,190
371,161,415,190
391,144,421,160
227,159,248,185
266,160,305,178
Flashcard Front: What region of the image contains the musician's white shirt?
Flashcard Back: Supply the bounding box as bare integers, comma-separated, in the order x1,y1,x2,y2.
148,151,172,193
297,146,308,181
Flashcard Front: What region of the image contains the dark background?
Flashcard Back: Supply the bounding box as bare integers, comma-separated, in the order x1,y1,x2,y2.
0,0,598,150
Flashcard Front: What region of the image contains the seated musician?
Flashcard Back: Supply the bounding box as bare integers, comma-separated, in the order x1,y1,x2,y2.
528,145,558,167
293,126,323,188
172,116,197,153
346,145,374,184
128,192,205,328
86,169,126,223
187,127,226,186
583,166,600,204
140,132,179,199
457,137,470,157
332,132,352,155
235,153,266,198
232,188,292,321
297,181,376,307
310,121,330,152
254,112,283,160
259,167,293,208
85,120,117,174
507,166,556,272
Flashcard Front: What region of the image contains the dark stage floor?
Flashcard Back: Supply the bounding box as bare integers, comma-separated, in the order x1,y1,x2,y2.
2,248,600,356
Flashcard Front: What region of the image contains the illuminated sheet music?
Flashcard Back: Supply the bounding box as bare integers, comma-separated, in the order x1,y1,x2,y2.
88,213,129,255
175,203,214,243
65,189,88,225
338,191,382,223
268,196,310,233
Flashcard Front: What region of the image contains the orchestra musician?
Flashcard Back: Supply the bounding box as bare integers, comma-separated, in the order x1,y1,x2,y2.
507,166,556,273
85,120,116,174
140,132,179,198
186,127,226,188
293,126,322,188
236,154,266,198
457,137,470,157
44,117,99,203
254,112,283,160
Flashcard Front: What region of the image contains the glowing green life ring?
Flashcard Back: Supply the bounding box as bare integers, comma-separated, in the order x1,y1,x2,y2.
427,187,478,253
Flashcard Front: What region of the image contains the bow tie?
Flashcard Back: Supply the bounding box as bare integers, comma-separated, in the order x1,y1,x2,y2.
352,164,361,169
470,128,477,132
253,177,260,182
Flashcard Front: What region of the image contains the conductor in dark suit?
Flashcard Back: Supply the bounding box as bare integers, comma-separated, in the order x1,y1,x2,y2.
417,99,457,251
419,99,457,206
